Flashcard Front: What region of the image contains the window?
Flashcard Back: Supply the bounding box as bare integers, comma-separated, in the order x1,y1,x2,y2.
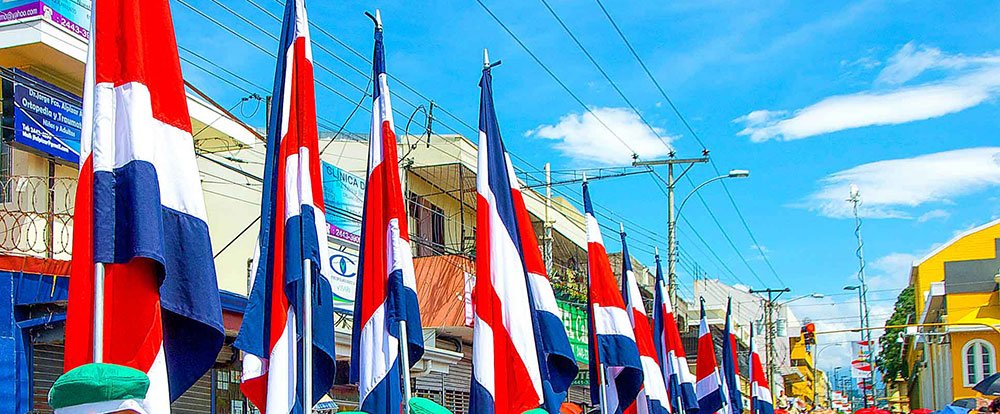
963,339,996,386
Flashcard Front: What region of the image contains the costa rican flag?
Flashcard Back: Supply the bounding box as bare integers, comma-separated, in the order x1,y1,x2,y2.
583,181,643,414
721,298,744,414
233,1,337,412
749,324,774,414
652,255,698,414
472,55,576,414
63,0,225,412
619,231,671,414
508,136,578,410
695,300,727,414
350,13,425,413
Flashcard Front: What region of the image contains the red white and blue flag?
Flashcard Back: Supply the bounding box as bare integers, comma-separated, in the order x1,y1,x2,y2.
619,231,671,414
721,298,744,414
64,0,224,413
749,324,774,414
652,255,699,414
350,16,425,414
696,300,727,414
583,181,643,414
233,1,337,412
471,59,577,414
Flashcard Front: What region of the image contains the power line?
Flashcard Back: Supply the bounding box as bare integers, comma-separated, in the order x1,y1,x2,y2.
592,0,786,288
474,0,640,159
536,0,671,151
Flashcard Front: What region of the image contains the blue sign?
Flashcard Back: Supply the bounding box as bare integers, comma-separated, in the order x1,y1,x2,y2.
8,71,82,164
321,161,365,245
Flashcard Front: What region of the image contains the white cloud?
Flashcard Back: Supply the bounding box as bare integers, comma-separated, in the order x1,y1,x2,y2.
916,209,951,223
866,252,919,290
801,147,1000,218
735,43,1000,142
526,107,674,165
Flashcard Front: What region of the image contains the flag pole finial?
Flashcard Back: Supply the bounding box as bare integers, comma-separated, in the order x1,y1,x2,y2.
655,246,659,256
619,223,625,234
483,49,490,68
375,9,383,29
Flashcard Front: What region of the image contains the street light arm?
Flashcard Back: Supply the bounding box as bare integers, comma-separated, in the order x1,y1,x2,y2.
676,174,730,222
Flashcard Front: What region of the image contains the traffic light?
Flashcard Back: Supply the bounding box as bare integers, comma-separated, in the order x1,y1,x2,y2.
802,322,816,346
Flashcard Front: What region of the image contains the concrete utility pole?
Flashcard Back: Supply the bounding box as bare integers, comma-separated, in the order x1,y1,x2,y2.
633,156,709,307
543,163,553,275
750,287,790,397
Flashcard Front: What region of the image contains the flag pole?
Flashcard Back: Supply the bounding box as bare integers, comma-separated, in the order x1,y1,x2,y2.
303,258,313,411
93,263,105,363
599,365,610,414
399,320,412,413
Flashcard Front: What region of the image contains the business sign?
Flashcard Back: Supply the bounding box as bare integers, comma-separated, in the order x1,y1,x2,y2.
321,161,364,245
557,299,589,364
1,69,82,164
0,0,90,39
328,248,358,313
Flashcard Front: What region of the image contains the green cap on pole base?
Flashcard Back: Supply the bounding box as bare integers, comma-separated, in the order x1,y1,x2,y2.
410,397,454,414
48,363,150,414
522,409,549,414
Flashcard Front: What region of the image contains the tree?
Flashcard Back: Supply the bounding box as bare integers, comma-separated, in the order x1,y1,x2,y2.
877,286,915,380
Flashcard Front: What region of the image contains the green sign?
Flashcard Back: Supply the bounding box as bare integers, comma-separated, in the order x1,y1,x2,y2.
557,300,589,364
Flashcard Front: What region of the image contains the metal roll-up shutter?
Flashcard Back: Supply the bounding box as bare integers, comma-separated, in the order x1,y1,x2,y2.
172,371,212,414
31,343,65,413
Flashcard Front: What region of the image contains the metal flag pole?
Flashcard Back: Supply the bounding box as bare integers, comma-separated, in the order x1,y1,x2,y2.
599,365,610,414
303,258,313,412
400,320,412,413
93,263,105,363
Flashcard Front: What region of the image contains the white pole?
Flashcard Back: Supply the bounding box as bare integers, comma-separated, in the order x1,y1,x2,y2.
303,259,313,413
599,365,609,414
400,320,412,413
93,263,105,363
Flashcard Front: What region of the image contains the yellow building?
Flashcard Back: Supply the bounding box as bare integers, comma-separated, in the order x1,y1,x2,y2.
906,219,1000,409
787,335,826,408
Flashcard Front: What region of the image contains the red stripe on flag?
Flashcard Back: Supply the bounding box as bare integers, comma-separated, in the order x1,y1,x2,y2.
474,194,541,414
93,0,191,134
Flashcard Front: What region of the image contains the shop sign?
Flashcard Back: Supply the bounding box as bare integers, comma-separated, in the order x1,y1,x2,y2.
328,248,359,313
2,69,82,164
557,299,589,364
321,161,364,245
0,0,90,39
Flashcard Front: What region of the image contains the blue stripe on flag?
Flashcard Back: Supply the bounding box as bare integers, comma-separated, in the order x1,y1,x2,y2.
92,160,224,400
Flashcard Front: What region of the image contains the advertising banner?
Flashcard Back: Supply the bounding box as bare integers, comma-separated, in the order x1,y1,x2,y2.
0,0,90,38
2,69,82,164
327,248,358,313
557,299,589,364
321,161,364,245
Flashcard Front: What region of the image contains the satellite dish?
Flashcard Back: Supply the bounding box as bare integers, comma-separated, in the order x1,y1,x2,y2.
849,184,860,200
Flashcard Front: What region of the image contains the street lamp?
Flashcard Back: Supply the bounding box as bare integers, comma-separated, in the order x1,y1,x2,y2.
666,169,750,304
844,285,873,407
779,293,825,306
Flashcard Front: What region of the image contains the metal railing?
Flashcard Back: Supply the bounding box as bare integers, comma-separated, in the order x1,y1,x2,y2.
0,175,76,259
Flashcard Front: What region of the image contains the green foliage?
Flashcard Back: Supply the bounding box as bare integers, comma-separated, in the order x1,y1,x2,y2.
877,286,915,380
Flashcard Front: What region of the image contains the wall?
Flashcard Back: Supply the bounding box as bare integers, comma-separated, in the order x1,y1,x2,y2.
913,220,1000,313
949,330,999,400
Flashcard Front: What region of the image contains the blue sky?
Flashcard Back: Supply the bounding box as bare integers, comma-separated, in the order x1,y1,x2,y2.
171,0,1000,369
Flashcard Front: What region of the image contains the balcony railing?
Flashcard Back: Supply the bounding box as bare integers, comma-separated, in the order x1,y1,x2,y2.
0,175,76,259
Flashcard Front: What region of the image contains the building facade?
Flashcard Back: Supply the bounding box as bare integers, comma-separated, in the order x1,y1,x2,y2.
905,219,1000,409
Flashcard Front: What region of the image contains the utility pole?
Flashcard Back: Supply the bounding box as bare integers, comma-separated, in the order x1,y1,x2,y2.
543,163,553,275
750,287,790,398
633,156,709,306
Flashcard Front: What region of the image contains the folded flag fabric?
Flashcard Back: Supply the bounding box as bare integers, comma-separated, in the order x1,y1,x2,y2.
652,255,698,414
351,13,425,414
472,56,574,414
749,324,774,414
583,181,643,414
695,300,727,414
63,1,224,413
721,298,744,414
619,230,671,414
233,1,337,412
49,363,150,414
